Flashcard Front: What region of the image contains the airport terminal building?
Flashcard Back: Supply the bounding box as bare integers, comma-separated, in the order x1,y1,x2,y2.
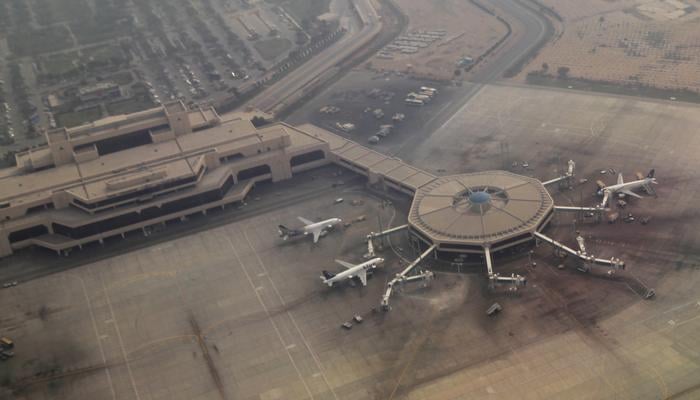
0,101,556,260
0,102,333,257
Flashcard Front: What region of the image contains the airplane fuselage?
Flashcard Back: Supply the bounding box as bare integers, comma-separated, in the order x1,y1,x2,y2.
599,170,657,207
279,217,342,241
603,177,656,195
303,218,342,237
322,257,384,286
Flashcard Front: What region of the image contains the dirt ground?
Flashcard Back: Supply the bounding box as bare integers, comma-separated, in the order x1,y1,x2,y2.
368,0,507,81
518,0,700,94
540,0,642,22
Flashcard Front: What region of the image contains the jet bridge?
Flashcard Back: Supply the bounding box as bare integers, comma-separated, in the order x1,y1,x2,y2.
542,160,576,189
367,224,408,240
533,231,625,273
365,224,408,258
554,205,605,222
381,244,436,311
484,246,527,290
554,206,604,212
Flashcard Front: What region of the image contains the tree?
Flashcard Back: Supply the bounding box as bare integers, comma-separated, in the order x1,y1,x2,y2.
557,66,570,79
454,69,462,76
541,62,549,72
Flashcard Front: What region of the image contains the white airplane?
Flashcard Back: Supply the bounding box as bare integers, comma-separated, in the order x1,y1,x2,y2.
278,217,342,243
600,169,657,207
321,257,384,287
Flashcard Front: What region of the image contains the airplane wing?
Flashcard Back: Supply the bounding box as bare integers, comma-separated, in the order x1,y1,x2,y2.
311,228,321,243
617,173,624,185
297,216,314,226
620,189,642,199
357,270,367,286
335,259,357,270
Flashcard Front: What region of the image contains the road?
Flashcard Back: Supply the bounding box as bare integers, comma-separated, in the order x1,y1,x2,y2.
391,0,551,157
246,0,382,114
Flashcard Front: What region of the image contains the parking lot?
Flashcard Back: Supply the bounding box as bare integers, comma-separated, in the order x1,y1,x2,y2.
285,70,464,153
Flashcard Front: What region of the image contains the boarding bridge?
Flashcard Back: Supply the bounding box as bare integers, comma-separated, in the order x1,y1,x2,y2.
554,205,605,222
364,224,408,258
533,231,625,273
381,244,436,311
484,246,527,290
542,160,576,189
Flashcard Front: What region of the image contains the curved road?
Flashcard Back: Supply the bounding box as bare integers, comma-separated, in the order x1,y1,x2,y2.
248,0,381,114
474,0,550,84
392,0,551,156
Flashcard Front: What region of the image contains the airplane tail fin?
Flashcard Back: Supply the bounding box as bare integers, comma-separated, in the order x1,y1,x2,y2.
647,169,655,179
321,270,336,280
278,225,289,239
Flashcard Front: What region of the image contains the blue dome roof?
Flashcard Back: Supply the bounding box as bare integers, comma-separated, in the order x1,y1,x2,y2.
469,191,491,204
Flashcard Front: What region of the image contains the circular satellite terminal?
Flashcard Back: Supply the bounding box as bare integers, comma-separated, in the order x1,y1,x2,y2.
408,171,554,254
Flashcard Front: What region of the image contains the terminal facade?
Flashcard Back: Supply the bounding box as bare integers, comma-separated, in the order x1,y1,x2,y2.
0,102,333,257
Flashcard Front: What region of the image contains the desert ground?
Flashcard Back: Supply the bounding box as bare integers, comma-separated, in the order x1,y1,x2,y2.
518,0,700,94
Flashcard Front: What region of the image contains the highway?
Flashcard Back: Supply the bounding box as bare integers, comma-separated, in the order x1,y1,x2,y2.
248,0,382,114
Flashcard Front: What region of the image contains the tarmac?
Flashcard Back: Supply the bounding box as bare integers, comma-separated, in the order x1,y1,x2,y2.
2,83,700,399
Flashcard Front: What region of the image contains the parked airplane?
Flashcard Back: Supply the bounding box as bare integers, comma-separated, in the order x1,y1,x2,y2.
321,257,384,287
278,217,342,243
600,169,657,207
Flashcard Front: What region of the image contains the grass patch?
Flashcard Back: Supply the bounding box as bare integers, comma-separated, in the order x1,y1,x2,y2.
55,106,103,128
106,96,155,116
9,26,74,56
39,45,130,81
40,51,81,77
253,38,292,60
82,44,128,66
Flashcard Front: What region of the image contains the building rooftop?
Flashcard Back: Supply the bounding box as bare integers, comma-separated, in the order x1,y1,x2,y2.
408,171,554,246
297,123,436,193
0,107,326,213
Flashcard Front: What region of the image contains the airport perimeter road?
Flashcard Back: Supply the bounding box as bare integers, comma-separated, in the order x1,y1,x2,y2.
249,0,382,114
419,0,549,136
475,0,550,84
389,0,550,157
